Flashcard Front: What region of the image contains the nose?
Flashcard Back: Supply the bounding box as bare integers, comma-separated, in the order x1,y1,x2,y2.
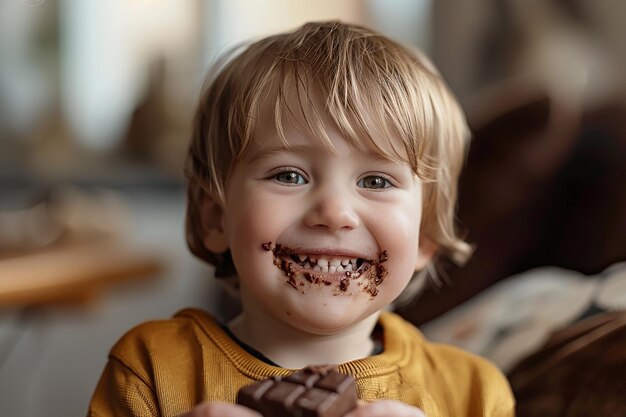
303,188,360,231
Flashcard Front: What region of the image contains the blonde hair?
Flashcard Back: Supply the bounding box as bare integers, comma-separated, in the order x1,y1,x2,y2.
185,21,472,300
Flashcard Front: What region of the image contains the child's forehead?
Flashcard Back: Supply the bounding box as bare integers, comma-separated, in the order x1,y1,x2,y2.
244,127,395,164
243,98,406,164
227,59,431,177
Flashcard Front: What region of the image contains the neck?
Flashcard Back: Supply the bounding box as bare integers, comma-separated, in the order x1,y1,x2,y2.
228,296,379,369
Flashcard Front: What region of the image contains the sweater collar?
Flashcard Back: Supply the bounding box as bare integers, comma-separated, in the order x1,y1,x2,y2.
177,308,417,379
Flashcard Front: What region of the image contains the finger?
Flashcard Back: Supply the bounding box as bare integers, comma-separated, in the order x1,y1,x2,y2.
345,400,426,417
177,401,263,417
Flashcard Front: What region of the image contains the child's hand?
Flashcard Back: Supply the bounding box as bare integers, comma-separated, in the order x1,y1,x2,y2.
177,401,261,417
345,400,426,417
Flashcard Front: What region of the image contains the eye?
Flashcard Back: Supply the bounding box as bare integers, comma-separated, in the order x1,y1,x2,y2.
358,175,392,190
273,170,307,185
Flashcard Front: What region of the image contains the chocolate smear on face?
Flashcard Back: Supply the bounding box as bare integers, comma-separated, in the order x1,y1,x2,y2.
281,258,295,278
339,278,350,292
273,243,287,256
263,242,310,292
375,264,388,285
287,275,298,290
361,250,389,298
303,272,316,283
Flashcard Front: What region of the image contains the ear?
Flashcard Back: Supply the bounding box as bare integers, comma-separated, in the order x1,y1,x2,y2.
415,235,438,271
200,195,229,254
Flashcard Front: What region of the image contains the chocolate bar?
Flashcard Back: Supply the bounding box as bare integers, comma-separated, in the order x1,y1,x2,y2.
237,366,358,417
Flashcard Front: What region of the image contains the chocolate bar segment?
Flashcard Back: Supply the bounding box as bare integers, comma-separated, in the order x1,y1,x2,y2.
285,369,321,388
263,381,307,417
237,378,276,411
295,388,341,417
315,372,354,394
236,366,358,417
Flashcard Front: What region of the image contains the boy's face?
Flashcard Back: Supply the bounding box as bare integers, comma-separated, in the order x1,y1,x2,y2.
209,103,430,335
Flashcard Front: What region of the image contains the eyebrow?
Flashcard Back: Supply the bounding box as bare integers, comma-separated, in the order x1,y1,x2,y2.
241,144,328,163
241,142,404,166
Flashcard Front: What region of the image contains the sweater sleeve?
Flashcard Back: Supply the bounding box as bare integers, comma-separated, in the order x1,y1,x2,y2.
87,357,160,417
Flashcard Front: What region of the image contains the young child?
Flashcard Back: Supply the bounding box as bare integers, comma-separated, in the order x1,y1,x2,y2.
88,21,515,417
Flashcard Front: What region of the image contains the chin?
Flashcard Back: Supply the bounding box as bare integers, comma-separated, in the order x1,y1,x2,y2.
286,314,362,335
275,292,382,335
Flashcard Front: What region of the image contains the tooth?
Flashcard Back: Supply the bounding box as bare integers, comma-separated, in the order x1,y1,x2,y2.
304,262,312,269
336,265,345,273
298,254,306,262
321,264,329,273
313,265,322,272
317,258,329,268
346,263,353,271
329,266,337,273
351,259,358,267
330,259,341,267
341,259,349,266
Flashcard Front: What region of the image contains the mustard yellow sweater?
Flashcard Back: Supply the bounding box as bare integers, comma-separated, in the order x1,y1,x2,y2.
88,309,515,417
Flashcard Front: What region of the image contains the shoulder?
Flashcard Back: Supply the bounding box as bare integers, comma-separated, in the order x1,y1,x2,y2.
427,342,513,392
381,312,504,378
108,308,219,376
427,343,515,415
111,308,216,349
381,312,515,415
90,309,226,414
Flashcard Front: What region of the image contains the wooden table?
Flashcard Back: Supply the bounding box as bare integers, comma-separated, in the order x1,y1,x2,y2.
0,240,163,307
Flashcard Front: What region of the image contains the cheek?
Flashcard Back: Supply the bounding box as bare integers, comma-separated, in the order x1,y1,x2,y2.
371,204,422,281
225,204,275,285
225,191,298,261
230,208,268,248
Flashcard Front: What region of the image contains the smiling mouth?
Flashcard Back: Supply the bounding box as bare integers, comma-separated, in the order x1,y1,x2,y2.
269,243,371,276
261,241,388,297
286,253,369,274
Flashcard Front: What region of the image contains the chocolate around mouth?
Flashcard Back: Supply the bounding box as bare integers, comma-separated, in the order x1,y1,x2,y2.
261,241,388,297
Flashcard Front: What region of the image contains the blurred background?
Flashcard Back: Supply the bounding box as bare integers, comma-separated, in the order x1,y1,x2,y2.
0,1,625,416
